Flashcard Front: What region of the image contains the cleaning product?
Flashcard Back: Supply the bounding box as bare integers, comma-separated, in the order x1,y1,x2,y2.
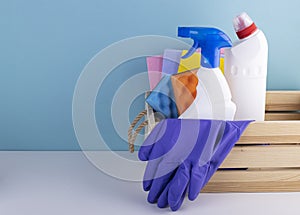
139,118,252,211
146,56,163,90
146,75,178,118
177,49,225,74
177,50,201,73
146,69,200,118
171,70,198,115
178,27,236,120
162,49,182,75
224,12,268,121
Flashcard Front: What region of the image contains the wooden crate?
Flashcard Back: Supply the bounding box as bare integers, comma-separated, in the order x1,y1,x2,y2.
203,91,300,192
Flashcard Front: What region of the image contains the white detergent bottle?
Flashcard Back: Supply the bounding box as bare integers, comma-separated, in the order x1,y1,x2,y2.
225,12,268,121
177,27,236,120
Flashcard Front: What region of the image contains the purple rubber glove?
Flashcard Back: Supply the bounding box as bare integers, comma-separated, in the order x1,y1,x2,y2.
154,120,252,210
138,119,252,211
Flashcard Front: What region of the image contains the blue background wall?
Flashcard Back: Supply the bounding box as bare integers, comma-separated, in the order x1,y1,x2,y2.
1,0,299,150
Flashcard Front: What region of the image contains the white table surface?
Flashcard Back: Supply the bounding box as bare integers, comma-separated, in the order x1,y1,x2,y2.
0,151,300,215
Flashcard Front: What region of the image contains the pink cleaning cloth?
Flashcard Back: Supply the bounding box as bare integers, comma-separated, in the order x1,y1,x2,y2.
146,56,163,90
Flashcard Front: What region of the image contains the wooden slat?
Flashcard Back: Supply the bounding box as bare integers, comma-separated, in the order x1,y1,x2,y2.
203,181,300,192
265,112,300,121
266,91,300,111
203,169,300,192
205,91,300,192
238,121,300,144
210,169,300,183
220,145,300,168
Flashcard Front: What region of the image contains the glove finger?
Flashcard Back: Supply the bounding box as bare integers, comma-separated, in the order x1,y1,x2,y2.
143,157,162,191
157,182,170,208
143,152,178,192
170,186,188,212
157,179,188,210
138,120,168,161
188,163,210,201
139,119,182,161
143,180,152,192
147,170,176,204
168,162,190,210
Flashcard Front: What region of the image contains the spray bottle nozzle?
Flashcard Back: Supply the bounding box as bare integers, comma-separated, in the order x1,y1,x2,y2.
178,27,232,68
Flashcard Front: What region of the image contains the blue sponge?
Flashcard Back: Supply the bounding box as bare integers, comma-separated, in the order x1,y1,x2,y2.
146,75,178,118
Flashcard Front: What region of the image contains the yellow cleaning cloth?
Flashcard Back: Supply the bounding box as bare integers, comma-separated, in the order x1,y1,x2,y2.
177,50,225,74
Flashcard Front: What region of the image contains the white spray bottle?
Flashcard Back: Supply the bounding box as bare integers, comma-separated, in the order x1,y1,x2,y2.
178,27,236,120
225,12,268,121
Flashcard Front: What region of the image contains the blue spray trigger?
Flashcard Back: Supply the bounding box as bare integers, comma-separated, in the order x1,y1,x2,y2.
178,27,232,68
181,41,199,59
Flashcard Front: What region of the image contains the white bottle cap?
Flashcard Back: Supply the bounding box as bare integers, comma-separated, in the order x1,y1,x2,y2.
233,12,257,39
233,12,254,32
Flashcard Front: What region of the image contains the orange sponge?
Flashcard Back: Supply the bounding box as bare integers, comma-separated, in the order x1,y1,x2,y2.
171,70,198,115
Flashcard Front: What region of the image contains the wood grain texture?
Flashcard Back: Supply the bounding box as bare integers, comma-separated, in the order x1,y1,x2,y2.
203,169,300,192
266,91,300,111
220,145,300,168
265,112,300,121
209,169,300,183
207,91,300,192
203,181,300,192
142,91,300,192
238,121,300,144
